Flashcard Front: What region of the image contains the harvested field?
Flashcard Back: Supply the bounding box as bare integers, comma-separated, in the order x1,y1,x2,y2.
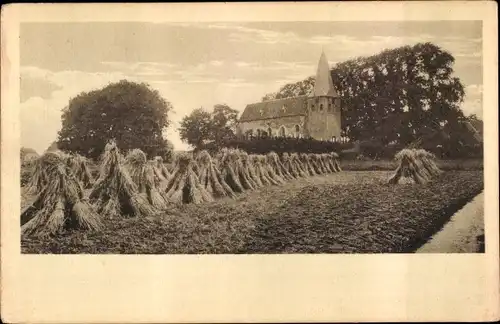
340,159,483,171
22,170,483,254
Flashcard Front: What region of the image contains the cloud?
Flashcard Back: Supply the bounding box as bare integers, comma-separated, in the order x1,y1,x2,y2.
21,96,62,153
20,76,62,103
20,22,482,152
203,23,300,44
462,84,483,117
466,84,483,94
308,35,356,44
20,67,129,153
100,61,178,77
454,51,482,58
219,78,256,88
235,61,258,68
303,33,482,64
209,60,224,67
20,65,263,152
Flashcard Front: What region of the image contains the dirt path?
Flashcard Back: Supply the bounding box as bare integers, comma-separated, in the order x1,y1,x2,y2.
416,192,484,253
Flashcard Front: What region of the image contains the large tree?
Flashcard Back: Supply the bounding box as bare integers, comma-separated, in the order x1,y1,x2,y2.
178,108,213,149
211,104,239,146
261,76,315,102
57,80,172,159
179,104,239,149
262,42,467,147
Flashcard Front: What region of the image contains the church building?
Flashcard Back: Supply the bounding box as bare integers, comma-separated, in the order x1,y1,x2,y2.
237,51,342,141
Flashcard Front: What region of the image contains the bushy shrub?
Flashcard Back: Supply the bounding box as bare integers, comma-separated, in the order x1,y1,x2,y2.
199,137,351,155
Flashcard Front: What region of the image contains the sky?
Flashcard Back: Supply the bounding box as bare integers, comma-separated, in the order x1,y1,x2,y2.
20,21,482,153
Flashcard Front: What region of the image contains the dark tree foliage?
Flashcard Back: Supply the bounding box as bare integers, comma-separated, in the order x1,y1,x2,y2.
155,139,175,163
57,80,172,159
178,108,213,149
261,43,468,148
179,105,239,150
199,136,351,155
211,104,239,146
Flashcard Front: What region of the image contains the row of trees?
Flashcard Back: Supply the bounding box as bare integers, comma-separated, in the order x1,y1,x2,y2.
262,42,477,149
51,42,480,161
54,80,238,160
198,137,351,155
178,104,239,149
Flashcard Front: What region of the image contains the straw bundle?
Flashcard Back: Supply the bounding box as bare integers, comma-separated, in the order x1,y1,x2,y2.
260,155,286,185
267,152,293,180
213,150,225,169
310,154,326,174
251,155,281,186
164,153,214,204
219,150,245,193
291,153,308,177
320,153,335,173
330,152,342,172
125,149,168,210
152,156,171,182
89,141,157,218
388,148,439,184
192,156,201,177
66,153,94,188
300,153,317,176
250,155,271,186
21,153,102,236
239,151,263,188
25,151,66,194
281,153,298,178
220,149,256,192
196,150,235,199
415,149,441,177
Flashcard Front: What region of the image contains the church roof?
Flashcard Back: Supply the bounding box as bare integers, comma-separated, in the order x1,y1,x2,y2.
239,51,338,122
314,51,337,97
239,96,309,122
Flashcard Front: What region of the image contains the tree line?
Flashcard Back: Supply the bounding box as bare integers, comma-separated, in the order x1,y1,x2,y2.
262,42,479,151
51,42,480,160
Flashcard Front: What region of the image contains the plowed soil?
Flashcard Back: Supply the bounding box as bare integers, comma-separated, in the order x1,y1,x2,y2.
21,171,484,254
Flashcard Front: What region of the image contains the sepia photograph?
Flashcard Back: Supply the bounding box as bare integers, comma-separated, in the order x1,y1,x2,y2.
2,2,498,323
19,20,485,254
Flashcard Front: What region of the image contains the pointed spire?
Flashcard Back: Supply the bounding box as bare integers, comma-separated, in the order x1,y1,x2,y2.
313,51,337,97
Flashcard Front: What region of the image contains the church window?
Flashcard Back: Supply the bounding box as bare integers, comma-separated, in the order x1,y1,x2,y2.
311,104,316,111
335,98,341,108
279,126,286,137
319,104,324,111
268,127,273,137
328,103,333,112
295,125,300,138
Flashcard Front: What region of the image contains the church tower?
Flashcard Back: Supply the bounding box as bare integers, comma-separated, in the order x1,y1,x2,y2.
304,51,342,140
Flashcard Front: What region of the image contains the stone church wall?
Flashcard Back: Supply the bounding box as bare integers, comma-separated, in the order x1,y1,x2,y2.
304,96,341,140
306,112,341,140
237,115,305,137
